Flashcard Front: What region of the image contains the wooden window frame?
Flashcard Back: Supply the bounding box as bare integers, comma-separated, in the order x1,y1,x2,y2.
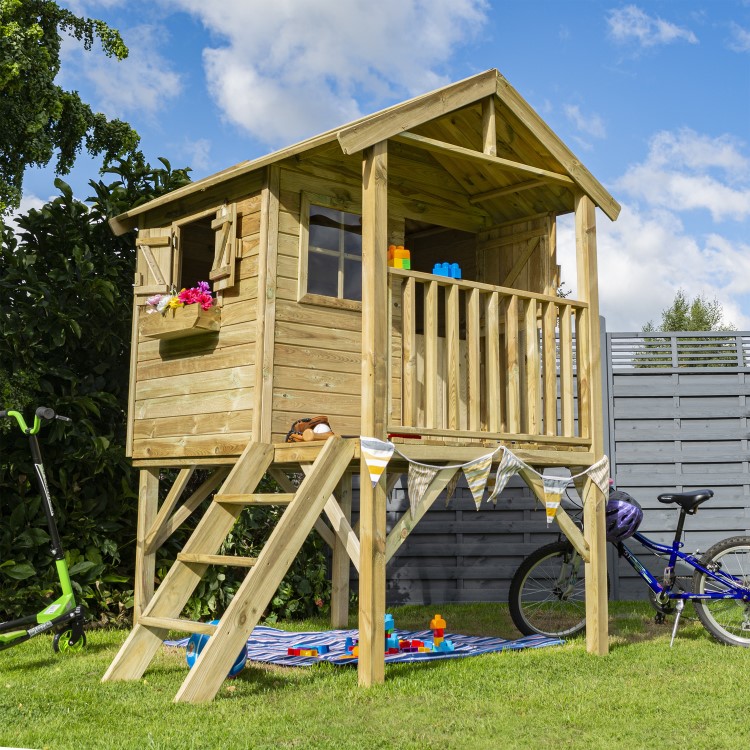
298,192,363,312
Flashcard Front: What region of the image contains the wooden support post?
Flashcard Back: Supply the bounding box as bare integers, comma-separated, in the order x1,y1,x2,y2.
331,471,353,628
359,140,388,687
575,192,608,656
134,469,159,624
482,96,497,157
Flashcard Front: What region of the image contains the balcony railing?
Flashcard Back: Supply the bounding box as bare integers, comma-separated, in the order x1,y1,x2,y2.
388,268,592,448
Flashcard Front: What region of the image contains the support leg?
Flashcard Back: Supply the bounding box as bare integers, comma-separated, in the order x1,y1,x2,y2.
331,471,353,628
134,469,159,624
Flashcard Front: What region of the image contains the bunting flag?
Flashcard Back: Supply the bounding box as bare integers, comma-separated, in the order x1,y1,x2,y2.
444,471,461,508
462,454,494,510
541,474,571,524
487,449,526,506
407,463,440,518
360,437,395,488
585,456,610,496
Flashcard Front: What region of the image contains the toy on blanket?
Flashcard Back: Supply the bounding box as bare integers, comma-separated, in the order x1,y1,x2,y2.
287,642,330,657
186,620,247,677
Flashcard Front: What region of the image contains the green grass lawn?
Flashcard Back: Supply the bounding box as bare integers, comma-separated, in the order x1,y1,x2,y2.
2,601,750,750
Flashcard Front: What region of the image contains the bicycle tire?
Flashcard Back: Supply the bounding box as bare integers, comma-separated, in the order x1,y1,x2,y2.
509,541,588,638
692,535,750,647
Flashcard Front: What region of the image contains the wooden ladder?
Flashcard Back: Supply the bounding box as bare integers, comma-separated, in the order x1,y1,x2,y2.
102,436,355,703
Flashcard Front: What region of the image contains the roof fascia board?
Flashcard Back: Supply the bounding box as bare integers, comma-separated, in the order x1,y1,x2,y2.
495,75,621,221
337,69,499,156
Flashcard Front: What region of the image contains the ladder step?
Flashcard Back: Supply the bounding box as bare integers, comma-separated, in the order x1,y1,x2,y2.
214,493,295,505
177,553,258,568
139,616,217,636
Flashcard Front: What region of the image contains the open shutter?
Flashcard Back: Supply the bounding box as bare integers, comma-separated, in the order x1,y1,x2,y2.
134,227,175,299
209,203,237,292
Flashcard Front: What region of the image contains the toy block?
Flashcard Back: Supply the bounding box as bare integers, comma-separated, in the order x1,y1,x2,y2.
384,614,395,631
430,614,446,630
287,648,301,656
433,628,444,637
387,246,410,260
386,637,399,650
436,640,455,652
433,637,443,646
418,647,431,652
352,646,359,657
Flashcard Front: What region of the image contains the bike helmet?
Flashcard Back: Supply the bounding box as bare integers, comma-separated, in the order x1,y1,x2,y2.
605,490,643,543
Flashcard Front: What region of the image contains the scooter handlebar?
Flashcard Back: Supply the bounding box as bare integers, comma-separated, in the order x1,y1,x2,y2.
36,406,56,421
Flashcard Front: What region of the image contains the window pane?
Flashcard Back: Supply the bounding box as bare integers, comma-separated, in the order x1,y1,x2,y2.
343,258,362,301
307,251,339,297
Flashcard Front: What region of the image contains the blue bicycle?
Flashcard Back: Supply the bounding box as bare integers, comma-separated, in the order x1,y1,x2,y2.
508,489,750,646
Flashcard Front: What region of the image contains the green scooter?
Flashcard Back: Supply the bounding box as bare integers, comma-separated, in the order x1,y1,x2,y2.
0,407,86,653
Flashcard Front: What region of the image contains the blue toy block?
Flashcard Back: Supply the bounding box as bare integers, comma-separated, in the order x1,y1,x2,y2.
450,263,461,279
436,639,455,652
386,637,400,650
384,614,395,631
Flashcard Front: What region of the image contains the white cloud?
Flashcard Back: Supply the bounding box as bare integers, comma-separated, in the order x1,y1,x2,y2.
729,22,750,52
563,104,606,139
616,129,750,222
61,23,183,121
607,5,698,48
179,138,212,172
558,126,750,331
164,0,488,146
558,206,750,331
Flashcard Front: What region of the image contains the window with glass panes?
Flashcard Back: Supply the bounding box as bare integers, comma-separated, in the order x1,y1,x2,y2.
305,204,362,302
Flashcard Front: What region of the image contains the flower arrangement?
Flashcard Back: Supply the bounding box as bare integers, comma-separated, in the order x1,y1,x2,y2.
146,281,214,314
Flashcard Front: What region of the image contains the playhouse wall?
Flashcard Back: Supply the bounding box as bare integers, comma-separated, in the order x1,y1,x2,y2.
129,188,264,462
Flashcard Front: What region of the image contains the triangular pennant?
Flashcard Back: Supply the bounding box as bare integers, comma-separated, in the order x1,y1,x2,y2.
487,449,525,506
443,470,460,508
585,456,610,496
360,437,396,487
407,463,439,518
462,454,494,510
542,474,570,524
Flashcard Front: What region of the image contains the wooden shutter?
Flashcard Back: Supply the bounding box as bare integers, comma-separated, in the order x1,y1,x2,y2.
209,203,237,291
133,227,174,298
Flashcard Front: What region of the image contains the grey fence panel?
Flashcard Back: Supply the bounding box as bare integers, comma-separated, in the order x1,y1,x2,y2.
607,331,750,600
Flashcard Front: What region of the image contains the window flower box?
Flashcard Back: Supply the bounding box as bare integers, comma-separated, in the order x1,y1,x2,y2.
140,304,221,341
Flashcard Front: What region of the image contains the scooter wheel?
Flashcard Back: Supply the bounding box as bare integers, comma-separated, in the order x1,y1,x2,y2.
53,629,86,653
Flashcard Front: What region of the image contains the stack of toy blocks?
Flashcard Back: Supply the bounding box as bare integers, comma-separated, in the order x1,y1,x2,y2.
385,614,400,654
388,245,410,270
430,614,455,653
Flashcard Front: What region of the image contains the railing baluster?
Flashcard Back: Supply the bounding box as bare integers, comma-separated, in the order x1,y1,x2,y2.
576,306,591,439
402,276,416,427
446,283,460,430
524,298,540,435
543,301,558,436
505,294,520,433
559,303,574,436
425,280,439,429
486,292,502,433
467,288,481,431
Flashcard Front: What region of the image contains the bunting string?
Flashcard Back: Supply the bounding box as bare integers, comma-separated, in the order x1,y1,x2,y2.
359,437,610,523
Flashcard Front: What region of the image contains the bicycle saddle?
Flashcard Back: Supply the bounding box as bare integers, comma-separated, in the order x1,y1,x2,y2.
657,489,714,514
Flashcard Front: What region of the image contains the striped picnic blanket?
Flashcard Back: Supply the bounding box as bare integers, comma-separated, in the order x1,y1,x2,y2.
166,626,562,667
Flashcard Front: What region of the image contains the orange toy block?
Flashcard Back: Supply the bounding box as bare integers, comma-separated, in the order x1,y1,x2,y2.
430,614,446,630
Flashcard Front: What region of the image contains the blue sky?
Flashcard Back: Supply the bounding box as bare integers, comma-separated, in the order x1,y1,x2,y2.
22,0,750,330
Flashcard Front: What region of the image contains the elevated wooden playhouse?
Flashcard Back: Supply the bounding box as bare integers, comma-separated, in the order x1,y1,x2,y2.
103,69,620,702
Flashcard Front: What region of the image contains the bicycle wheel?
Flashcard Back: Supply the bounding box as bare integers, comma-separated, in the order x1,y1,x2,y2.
509,541,587,638
693,536,750,647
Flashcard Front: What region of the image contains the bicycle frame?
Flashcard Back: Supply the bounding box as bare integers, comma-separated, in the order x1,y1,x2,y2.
619,531,750,601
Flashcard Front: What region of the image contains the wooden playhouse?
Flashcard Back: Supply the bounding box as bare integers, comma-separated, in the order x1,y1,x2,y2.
103,69,620,702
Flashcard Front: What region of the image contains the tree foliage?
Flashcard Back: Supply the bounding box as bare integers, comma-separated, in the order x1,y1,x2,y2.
643,289,734,332
0,0,140,213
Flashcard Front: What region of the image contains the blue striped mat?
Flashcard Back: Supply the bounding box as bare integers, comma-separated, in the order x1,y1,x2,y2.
166,626,562,667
